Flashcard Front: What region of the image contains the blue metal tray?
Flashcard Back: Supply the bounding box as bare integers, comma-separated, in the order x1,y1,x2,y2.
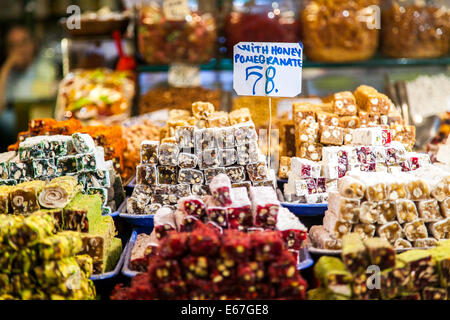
119,197,155,227
122,228,313,278
281,202,327,216
90,238,128,281
122,228,153,278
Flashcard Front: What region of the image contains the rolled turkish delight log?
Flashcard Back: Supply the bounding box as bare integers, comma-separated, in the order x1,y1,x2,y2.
38,176,82,209
401,174,431,201
323,210,352,239
428,218,450,240
337,176,365,199
9,180,45,214
209,173,232,206
341,233,370,273
394,238,412,249
154,207,176,240
275,207,307,250
309,225,342,249
377,200,397,224
410,165,449,201
395,199,418,224
363,237,396,270
414,238,438,248
359,201,380,224
403,219,428,242
386,178,408,201
314,256,353,297
397,250,439,290
440,197,450,217
347,171,387,202
379,260,410,300
352,224,376,240
37,231,83,261
249,186,280,228
377,221,404,244
327,191,360,224
417,199,442,222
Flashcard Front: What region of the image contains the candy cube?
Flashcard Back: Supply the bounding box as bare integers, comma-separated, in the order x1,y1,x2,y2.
158,232,188,259
309,225,342,249
249,186,280,228
291,157,321,179
192,101,214,120
276,208,307,250
332,91,357,116
8,159,32,180
194,128,216,151
154,207,176,240
178,196,206,218
428,218,450,240
316,111,339,127
218,148,236,167
378,200,397,224
188,222,220,256
236,142,259,165
215,127,235,149
342,233,370,273
297,142,322,161
320,125,344,145
295,122,319,144
209,174,232,206
322,210,352,239
158,143,179,166
364,237,396,270
327,191,360,223
314,256,353,297
178,169,203,185
246,161,268,183
403,219,428,241
359,202,380,224
191,184,210,197
175,126,195,149
136,164,157,185
353,224,376,240
379,260,410,299
394,238,412,249
198,148,220,169
157,166,178,185
234,122,257,146
397,250,438,290
178,153,198,169
225,166,246,183
32,158,57,178
203,167,226,185
72,133,96,153
149,256,182,282
140,140,159,165
251,231,284,262
227,187,253,230
339,116,360,129
337,176,366,199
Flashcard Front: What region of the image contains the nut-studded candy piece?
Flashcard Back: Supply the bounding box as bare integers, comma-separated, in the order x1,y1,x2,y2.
417,199,441,222
158,143,179,166
292,102,316,124
178,153,198,169
337,176,365,199
194,128,216,152
359,202,380,224
339,116,360,129
309,225,342,249
403,219,428,241
249,186,280,228
204,167,226,185
323,210,352,239
395,199,418,224
218,148,236,167
198,148,220,169
207,111,229,127
225,166,246,183
377,221,404,244
157,166,178,185
428,218,450,240
341,233,370,273
215,127,235,149
332,91,357,116
153,207,176,240
192,101,215,120
178,196,206,219
297,142,323,162
377,200,397,224
175,126,195,149
320,125,344,145
246,161,268,183
236,142,258,165
440,197,450,217
394,238,412,249
178,169,204,185
364,237,396,270
140,140,159,165
352,224,376,240
327,191,360,223
209,173,232,207
234,122,257,146
136,164,157,185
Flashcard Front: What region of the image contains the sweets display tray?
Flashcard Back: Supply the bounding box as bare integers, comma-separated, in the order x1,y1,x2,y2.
90,239,129,281
122,228,314,278
281,202,327,216
119,197,154,227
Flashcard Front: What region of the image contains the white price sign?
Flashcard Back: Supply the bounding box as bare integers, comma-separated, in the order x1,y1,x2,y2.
163,0,190,21
233,42,303,97
168,63,201,88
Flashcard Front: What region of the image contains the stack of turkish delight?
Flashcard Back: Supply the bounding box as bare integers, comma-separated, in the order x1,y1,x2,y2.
127,102,275,215
0,213,96,300
128,174,308,271
308,233,450,300
112,220,308,300
281,85,412,161
281,140,432,204
0,178,123,275
0,132,125,216
310,164,450,249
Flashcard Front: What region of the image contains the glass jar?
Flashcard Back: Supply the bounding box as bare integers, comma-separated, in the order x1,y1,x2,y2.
381,0,449,58
224,0,299,53
300,0,380,62
138,0,217,64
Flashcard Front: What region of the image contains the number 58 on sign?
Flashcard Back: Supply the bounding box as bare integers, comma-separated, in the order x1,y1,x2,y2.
233,42,303,98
